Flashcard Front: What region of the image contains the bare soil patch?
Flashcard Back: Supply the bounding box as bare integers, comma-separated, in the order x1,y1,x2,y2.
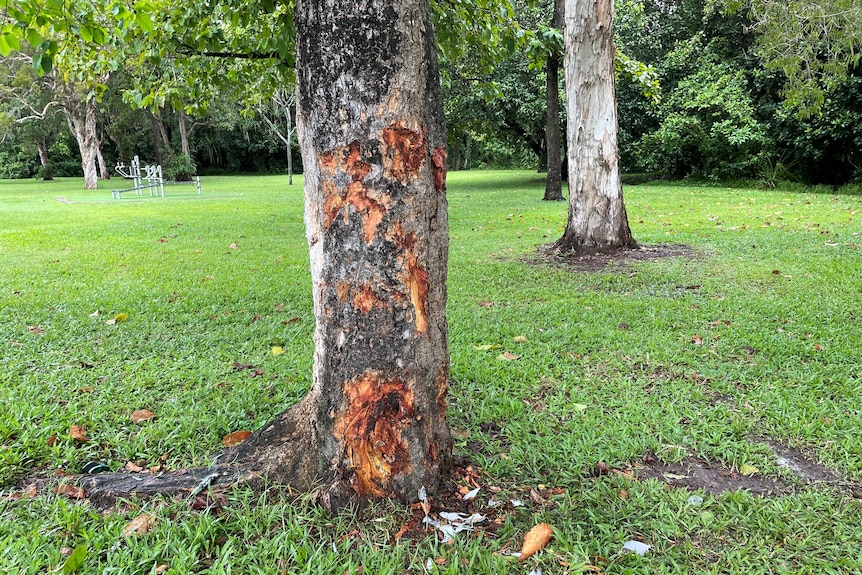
529,243,697,272
636,439,862,497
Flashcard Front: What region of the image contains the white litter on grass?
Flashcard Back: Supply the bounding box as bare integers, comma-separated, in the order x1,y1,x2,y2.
687,495,704,506
622,540,651,555
511,499,525,507
462,487,481,501
425,558,434,571
526,568,543,575
487,497,502,508
423,513,487,544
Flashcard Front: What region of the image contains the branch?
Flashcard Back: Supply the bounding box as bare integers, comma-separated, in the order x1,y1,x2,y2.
175,42,283,61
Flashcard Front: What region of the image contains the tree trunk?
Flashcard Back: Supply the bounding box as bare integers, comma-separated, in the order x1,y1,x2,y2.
37,139,53,180
543,0,565,201
178,106,191,158
150,113,164,166
64,98,99,190
451,137,462,172
79,0,451,510
95,134,110,181
555,0,636,252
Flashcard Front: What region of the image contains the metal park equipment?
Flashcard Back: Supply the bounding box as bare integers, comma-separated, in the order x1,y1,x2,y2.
111,156,202,199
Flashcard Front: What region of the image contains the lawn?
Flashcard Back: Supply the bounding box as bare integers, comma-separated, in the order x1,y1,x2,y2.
1,172,861,574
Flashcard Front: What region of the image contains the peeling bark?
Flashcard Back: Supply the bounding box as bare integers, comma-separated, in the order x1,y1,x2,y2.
77,0,450,510
555,0,636,252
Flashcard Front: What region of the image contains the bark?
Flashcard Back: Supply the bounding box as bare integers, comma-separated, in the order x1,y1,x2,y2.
178,106,191,158
37,139,53,180
451,137,462,172
150,113,164,167
79,0,451,510
63,96,99,190
543,0,565,201
555,0,636,252
95,135,110,181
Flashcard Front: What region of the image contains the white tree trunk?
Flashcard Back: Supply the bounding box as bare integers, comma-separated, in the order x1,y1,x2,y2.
64,97,99,190
557,0,636,252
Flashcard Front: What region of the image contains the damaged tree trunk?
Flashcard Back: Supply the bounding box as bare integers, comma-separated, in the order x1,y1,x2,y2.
554,0,636,252
80,0,451,509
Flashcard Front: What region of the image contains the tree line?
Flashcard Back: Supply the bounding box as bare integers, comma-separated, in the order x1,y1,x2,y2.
2,0,860,188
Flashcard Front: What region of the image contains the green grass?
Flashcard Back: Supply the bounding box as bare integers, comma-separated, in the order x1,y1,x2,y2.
1,172,861,574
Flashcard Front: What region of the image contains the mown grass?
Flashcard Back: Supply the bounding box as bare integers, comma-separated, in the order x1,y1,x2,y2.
1,172,861,574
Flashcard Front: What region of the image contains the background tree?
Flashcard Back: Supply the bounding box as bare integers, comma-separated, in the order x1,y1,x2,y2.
556,0,636,253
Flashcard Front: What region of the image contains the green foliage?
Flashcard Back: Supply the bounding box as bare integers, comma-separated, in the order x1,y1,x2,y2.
637,61,770,180
164,151,196,181
0,140,34,178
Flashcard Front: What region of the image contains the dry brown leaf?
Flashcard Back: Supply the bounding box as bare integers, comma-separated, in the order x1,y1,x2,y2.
76,387,95,393
125,461,144,472
69,425,88,442
130,409,155,424
47,435,57,447
222,430,253,447
477,301,495,308
27,325,45,335
497,351,520,361
691,334,703,345
55,483,86,499
155,565,169,574
122,514,156,537
434,557,447,566
513,335,529,343
519,522,554,562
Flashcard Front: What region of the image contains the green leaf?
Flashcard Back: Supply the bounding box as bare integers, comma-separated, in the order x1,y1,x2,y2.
79,26,93,43
25,28,41,48
135,12,154,33
61,545,87,575
0,35,11,57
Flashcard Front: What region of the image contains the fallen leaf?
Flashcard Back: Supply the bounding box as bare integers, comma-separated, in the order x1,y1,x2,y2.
273,303,286,311
47,435,57,447
617,322,630,330
740,463,759,476
122,514,156,537
691,334,703,345
222,430,252,447
622,540,650,555
76,387,94,393
529,488,545,505
89,310,100,317
472,344,501,351
497,351,520,361
125,461,144,472
27,325,45,335
462,486,481,501
69,425,88,442
434,557,447,565
663,472,688,480
813,344,824,351
271,346,285,356
55,483,86,499
113,313,128,323
477,301,494,308
155,565,168,574
518,523,554,562
231,362,257,371
513,335,529,343
229,243,238,249
130,409,155,424
572,403,588,412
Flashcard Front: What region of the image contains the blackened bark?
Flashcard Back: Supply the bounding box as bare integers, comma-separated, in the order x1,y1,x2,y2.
543,0,565,201
555,0,636,252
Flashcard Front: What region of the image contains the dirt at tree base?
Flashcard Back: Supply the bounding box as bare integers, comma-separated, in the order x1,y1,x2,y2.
528,243,697,272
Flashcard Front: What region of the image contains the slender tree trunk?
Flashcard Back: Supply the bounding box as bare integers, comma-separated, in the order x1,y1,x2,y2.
451,136,461,172
178,106,191,158
283,99,294,185
150,113,164,166
37,139,53,180
544,0,565,201
555,0,636,252
96,134,110,180
79,0,451,510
